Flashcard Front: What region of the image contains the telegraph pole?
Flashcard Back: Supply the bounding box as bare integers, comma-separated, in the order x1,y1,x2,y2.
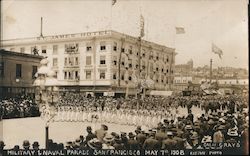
210,59,213,83
40,17,44,38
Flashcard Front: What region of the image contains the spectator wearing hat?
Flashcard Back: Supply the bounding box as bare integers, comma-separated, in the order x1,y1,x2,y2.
85,126,96,144
32,141,40,150
136,130,147,149
78,135,85,146
155,126,168,143
189,131,200,149
213,125,225,143
162,131,177,150
173,129,185,149
95,125,108,143
87,138,102,150
0,141,5,152
22,140,30,150
102,134,115,149
120,132,128,149
127,132,139,149
113,135,124,149
12,145,20,151
143,131,160,149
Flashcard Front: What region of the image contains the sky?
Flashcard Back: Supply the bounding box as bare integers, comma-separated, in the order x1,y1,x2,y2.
1,0,249,69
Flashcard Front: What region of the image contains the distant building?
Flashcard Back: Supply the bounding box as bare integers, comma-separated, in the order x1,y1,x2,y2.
1,30,176,96
0,50,43,98
175,59,193,76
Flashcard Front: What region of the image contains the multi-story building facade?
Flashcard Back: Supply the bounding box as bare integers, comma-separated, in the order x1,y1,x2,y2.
0,49,43,98
1,30,176,96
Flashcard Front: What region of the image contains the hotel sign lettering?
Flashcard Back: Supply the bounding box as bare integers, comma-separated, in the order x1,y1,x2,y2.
37,31,111,41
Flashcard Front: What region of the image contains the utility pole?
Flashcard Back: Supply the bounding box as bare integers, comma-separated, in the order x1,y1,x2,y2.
40,17,44,38
169,51,174,90
210,59,213,83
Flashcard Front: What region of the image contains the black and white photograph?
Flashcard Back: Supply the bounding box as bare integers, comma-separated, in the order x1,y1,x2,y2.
0,0,249,155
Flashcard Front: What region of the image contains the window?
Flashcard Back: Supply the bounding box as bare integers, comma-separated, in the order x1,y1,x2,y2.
0,62,4,77
64,72,67,79
53,45,58,54
100,42,106,51
75,57,79,66
64,58,68,66
113,74,116,79
75,71,79,80
32,66,37,79
121,75,124,80
86,71,91,80
128,46,133,54
69,57,74,66
100,56,106,65
121,58,125,66
86,56,92,65
68,71,73,80
100,71,106,79
113,42,117,51
121,48,125,52
128,76,132,81
16,64,22,78
167,69,169,73
86,46,92,51
53,58,58,67
42,46,47,54
65,43,78,53
113,60,117,65
20,47,25,53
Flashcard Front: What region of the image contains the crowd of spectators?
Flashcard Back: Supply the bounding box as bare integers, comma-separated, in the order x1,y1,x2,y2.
0,95,39,120
0,92,248,154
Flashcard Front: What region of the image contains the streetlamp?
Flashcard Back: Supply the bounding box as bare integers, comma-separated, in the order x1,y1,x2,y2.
33,57,59,149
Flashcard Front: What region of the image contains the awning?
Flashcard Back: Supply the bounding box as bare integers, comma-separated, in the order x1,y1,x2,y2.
149,90,173,97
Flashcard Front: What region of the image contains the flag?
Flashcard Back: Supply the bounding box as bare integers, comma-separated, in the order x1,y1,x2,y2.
212,43,223,59
175,27,185,34
140,15,145,37
112,0,117,6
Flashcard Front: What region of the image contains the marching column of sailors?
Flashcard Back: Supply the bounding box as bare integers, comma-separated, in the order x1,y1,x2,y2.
54,104,177,129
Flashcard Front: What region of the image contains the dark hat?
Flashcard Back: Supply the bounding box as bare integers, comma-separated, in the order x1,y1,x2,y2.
87,126,92,131
101,124,108,131
23,140,30,148
87,138,102,150
128,132,135,138
13,145,20,150
32,141,40,147
0,141,5,147
79,135,84,140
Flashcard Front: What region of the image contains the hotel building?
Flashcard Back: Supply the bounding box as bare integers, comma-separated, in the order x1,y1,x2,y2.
1,30,176,96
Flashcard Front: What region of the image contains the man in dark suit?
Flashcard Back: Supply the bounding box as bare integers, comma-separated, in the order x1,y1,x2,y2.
162,131,177,150
136,131,147,149
127,132,140,149
143,132,160,149
85,126,96,143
